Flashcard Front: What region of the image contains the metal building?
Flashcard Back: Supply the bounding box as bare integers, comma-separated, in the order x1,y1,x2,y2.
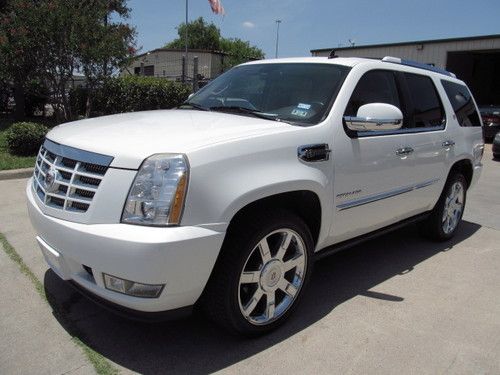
311,34,500,105
121,48,227,81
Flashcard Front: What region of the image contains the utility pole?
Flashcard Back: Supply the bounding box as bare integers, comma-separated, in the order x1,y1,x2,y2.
183,0,189,83
275,20,282,58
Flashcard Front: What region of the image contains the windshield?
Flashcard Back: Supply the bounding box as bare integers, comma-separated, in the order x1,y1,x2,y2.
185,63,350,125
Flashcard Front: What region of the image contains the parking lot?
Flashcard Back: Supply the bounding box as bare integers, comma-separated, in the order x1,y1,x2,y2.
1,145,499,375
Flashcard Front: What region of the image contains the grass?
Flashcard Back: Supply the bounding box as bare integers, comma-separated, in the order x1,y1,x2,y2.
0,233,118,375
0,232,45,299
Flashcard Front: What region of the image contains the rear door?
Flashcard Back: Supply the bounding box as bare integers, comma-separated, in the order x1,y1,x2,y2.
398,72,449,212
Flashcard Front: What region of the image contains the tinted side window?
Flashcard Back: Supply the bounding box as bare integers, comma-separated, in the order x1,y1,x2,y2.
441,80,481,127
404,73,445,128
344,70,400,116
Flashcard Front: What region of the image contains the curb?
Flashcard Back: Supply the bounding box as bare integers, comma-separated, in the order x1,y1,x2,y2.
0,168,33,181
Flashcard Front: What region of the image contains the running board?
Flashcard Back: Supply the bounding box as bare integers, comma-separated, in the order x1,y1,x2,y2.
314,212,430,260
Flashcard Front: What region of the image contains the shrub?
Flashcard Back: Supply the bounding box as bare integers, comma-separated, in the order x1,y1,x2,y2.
70,76,191,118
5,122,49,156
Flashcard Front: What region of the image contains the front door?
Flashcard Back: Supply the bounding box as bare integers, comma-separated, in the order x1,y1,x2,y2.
330,69,417,243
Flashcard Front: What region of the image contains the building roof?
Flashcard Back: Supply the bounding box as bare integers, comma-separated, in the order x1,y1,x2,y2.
134,48,228,59
311,33,500,53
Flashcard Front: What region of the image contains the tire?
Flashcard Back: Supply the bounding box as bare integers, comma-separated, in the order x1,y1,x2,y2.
420,173,467,241
494,153,500,160
200,209,314,336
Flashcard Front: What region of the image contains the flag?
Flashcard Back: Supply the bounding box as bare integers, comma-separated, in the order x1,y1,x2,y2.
208,0,225,15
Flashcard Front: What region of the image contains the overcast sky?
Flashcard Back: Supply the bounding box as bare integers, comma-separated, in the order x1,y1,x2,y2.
128,0,500,58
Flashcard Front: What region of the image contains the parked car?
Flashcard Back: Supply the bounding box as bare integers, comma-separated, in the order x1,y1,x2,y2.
493,132,500,159
479,105,500,142
27,56,484,336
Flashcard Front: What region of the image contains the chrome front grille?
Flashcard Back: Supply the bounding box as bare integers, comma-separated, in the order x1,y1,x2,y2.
33,140,113,213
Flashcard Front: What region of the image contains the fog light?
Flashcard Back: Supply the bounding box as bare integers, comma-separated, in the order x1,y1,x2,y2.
103,273,164,298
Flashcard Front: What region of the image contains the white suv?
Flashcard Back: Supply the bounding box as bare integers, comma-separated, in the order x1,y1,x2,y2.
27,56,484,335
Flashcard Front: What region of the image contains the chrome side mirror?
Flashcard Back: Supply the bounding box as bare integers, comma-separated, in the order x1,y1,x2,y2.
188,93,195,100
344,103,403,132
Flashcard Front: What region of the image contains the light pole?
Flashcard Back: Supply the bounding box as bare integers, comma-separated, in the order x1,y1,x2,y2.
275,20,282,58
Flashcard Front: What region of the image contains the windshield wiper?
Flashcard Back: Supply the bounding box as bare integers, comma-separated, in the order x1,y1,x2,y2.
178,102,210,111
209,106,281,122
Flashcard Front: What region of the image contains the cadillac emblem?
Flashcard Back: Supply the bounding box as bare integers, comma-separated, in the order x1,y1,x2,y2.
44,167,59,192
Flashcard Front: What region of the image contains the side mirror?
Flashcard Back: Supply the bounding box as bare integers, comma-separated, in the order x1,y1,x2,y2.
188,93,195,100
344,103,403,132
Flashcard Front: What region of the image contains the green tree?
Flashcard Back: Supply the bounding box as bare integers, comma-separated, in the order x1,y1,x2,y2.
220,37,264,68
0,0,136,122
77,1,135,117
42,0,135,121
165,17,221,50
164,17,264,69
0,0,49,119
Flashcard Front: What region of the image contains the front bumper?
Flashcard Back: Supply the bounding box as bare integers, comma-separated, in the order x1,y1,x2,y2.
27,180,225,313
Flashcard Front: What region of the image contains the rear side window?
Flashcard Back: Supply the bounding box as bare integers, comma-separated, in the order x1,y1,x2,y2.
441,80,481,127
344,70,401,116
404,73,445,128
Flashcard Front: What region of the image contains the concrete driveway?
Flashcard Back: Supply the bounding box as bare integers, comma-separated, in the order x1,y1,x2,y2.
0,146,499,375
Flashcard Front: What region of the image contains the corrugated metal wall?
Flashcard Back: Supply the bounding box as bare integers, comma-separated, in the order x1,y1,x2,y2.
312,37,500,68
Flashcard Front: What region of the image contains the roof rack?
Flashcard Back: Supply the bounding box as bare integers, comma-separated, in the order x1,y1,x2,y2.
381,56,456,78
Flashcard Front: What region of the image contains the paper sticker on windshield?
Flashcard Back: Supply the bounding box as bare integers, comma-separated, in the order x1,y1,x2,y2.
298,103,311,110
291,108,308,117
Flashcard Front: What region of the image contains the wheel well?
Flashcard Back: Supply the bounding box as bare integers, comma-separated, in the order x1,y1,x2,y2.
228,191,322,246
449,159,473,188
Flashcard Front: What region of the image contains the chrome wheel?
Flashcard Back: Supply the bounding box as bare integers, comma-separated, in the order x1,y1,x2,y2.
442,181,464,234
238,228,307,326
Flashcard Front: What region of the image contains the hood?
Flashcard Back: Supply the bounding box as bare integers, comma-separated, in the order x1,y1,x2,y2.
46,109,292,169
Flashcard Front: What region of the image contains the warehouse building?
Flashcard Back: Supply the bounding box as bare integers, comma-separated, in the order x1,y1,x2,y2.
311,34,500,105
121,48,227,81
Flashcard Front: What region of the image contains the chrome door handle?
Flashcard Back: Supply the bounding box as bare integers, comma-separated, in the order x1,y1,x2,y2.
396,147,414,156
442,140,455,148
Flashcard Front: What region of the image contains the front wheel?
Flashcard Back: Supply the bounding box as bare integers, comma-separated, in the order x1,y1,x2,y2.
420,173,467,241
201,210,313,336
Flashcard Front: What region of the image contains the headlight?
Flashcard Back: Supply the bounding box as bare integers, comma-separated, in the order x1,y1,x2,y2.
121,154,189,226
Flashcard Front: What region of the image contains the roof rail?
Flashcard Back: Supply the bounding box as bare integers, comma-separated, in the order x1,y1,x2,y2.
381,56,456,78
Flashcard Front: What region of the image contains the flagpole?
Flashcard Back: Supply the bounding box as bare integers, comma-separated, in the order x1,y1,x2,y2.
183,0,188,83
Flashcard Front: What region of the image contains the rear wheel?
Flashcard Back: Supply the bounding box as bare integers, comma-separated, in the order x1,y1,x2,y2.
420,173,467,241
201,210,313,336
